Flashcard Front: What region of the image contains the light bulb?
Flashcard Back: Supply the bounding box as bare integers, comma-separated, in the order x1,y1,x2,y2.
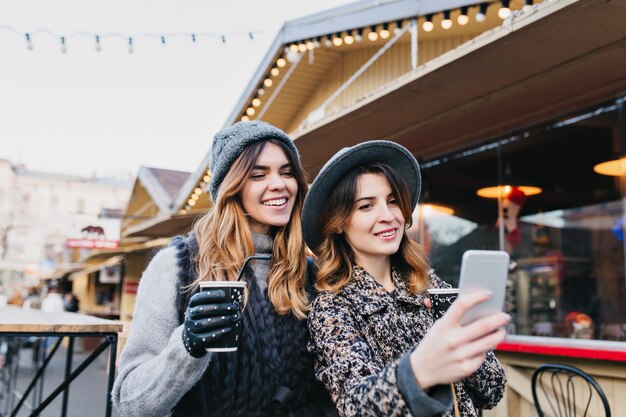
252,98,261,107
289,44,299,53
246,107,255,116
270,67,279,76
475,12,486,22
306,40,315,50
368,31,379,41
458,14,469,25
257,88,265,96
344,34,354,45
498,7,511,19
380,28,390,39
422,21,434,32
263,78,273,88
194,188,202,195
241,115,250,122
276,58,286,68
332,36,343,46
441,19,452,29
203,175,210,183
298,43,307,52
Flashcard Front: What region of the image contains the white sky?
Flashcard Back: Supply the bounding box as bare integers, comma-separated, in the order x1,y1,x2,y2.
0,1,352,178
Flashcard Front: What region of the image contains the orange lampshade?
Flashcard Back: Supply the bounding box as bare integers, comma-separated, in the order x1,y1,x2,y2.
476,184,542,199
593,157,626,176
420,203,455,216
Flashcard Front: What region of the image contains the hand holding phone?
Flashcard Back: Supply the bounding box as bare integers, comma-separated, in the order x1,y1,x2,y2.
458,250,510,326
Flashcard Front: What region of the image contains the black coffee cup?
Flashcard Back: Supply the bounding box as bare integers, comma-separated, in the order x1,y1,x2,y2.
198,281,246,352
427,288,459,321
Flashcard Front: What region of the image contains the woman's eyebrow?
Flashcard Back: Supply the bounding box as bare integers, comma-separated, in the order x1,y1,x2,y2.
252,163,291,170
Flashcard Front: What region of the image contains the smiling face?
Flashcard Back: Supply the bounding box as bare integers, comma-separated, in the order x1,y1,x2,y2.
239,141,298,234
343,173,405,267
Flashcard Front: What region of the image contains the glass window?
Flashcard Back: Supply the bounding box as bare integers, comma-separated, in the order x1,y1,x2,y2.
416,97,626,342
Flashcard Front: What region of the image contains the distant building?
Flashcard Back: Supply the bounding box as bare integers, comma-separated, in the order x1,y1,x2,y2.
0,159,131,295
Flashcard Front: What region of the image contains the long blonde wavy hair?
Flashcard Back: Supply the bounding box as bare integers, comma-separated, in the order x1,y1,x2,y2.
313,162,430,294
192,139,310,319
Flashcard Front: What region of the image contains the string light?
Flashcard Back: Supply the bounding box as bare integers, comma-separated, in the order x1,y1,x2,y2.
379,24,390,39
498,0,512,19
0,25,257,53
343,31,354,45
393,20,404,34
241,115,250,122
276,57,286,68
263,78,273,87
354,29,363,42
332,33,343,46
252,98,261,107
523,0,534,12
458,7,470,25
270,67,280,76
25,33,33,50
441,11,453,29
367,26,379,41
476,3,489,22
422,15,434,32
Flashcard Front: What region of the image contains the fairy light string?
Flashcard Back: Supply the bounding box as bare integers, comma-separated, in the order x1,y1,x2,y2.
0,25,262,53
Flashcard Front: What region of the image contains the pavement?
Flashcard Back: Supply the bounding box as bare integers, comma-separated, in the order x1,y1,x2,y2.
4,338,122,417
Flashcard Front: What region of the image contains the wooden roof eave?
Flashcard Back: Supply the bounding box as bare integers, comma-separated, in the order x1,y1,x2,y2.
290,0,626,177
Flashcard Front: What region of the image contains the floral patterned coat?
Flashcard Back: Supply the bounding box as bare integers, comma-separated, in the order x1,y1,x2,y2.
308,266,506,417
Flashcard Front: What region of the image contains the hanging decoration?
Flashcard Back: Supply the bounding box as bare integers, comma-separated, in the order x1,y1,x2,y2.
0,25,262,53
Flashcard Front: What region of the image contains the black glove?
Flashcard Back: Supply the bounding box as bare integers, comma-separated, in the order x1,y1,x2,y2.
182,289,242,358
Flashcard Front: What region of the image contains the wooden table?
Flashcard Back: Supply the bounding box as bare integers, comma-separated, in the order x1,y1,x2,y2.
0,306,122,417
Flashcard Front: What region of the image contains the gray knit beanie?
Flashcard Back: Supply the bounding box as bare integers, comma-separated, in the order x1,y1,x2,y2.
209,120,299,202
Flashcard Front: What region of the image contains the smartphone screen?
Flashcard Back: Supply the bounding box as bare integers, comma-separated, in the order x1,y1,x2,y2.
458,250,510,326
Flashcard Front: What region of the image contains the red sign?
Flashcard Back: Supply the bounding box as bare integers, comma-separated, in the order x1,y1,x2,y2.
124,281,139,295
65,238,120,249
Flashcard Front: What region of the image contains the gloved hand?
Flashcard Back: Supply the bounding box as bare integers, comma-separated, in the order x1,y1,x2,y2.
182,288,242,358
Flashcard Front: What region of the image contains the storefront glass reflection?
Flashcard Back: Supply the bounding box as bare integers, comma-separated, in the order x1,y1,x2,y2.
416,97,626,342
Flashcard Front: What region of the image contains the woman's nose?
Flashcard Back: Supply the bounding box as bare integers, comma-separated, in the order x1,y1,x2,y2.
378,204,395,222
267,173,287,190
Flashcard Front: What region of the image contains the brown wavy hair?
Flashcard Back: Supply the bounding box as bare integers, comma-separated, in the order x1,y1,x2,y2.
313,162,429,294
192,139,310,319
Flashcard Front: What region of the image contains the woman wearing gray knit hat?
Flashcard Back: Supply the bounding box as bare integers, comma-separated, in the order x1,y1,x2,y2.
113,121,336,417
303,140,508,417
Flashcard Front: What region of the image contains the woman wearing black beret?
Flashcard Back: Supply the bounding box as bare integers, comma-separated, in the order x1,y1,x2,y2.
303,140,508,417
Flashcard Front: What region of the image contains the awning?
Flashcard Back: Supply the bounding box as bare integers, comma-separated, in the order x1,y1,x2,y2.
292,0,626,177
123,213,199,238
79,238,170,263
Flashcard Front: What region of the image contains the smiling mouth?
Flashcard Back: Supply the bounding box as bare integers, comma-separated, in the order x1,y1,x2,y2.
375,229,396,238
262,198,287,206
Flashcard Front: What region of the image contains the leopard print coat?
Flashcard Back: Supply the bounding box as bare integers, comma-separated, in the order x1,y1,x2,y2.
308,266,506,417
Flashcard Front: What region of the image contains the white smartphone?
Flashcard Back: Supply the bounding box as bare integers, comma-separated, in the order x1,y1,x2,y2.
458,250,510,326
